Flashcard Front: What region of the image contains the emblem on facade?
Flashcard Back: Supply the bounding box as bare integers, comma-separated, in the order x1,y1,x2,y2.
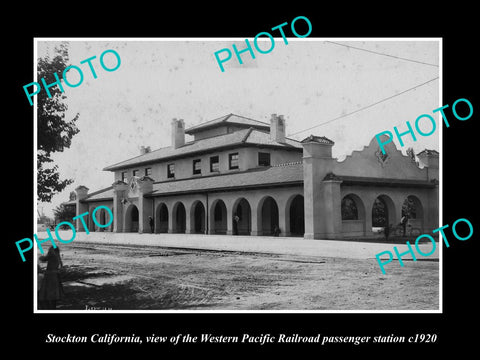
128,176,141,192
375,147,389,167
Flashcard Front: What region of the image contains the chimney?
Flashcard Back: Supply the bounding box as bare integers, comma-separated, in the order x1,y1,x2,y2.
140,146,151,155
171,118,185,149
270,114,286,143
74,185,89,201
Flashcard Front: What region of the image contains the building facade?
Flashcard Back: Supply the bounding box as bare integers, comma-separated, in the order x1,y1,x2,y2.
68,113,439,240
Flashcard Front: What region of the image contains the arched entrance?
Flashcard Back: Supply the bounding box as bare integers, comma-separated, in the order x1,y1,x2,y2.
289,195,304,236
95,208,106,232
192,201,206,234
211,199,227,234
371,194,396,232
233,198,251,235
260,196,279,236
155,203,169,233
172,202,186,233
125,204,139,232
401,195,424,234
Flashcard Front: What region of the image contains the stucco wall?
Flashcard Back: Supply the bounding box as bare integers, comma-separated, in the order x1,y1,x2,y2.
86,201,114,232
339,184,436,235
114,146,302,183
191,125,249,141
342,220,364,237
334,137,429,180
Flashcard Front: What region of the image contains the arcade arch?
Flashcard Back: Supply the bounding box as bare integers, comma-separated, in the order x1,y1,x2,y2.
124,204,139,232
233,198,251,235
210,199,227,234
172,202,186,233
371,194,396,230
258,196,279,236
191,201,206,234
155,203,169,233
288,194,304,236
401,195,424,233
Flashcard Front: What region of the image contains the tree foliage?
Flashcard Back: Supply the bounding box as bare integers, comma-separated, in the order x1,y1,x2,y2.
341,196,358,220
53,204,76,224
402,197,417,219
37,43,80,202
372,198,387,227
406,147,415,162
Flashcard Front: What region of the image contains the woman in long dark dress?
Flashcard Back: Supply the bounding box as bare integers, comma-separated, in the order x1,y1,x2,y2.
38,246,64,310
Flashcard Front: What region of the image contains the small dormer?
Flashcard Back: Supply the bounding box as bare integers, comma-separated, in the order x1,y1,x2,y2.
185,113,270,141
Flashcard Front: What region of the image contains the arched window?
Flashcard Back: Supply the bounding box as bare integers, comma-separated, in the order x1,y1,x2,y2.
341,196,358,220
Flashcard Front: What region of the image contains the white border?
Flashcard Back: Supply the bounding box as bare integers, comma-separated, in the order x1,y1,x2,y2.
33,37,442,314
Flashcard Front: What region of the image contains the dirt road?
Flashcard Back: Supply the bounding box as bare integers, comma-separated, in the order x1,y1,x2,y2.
46,241,439,311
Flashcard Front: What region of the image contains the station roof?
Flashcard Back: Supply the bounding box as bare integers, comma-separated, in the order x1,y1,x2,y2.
103,125,302,171
147,162,304,196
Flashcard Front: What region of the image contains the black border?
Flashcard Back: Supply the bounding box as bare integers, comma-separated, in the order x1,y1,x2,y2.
7,6,479,354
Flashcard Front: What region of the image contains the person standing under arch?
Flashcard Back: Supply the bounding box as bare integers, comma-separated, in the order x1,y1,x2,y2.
149,216,154,233
233,214,240,235
401,214,408,237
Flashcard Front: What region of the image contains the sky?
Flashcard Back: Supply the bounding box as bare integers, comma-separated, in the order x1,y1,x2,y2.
36,38,440,218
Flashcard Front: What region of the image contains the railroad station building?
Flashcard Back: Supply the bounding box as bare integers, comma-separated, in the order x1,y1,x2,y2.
67,113,439,240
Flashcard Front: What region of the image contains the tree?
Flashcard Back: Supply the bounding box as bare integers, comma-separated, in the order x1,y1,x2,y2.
406,147,415,162
341,196,358,220
402,197,417,219
372,198,387,227
53,204,76,224
37,42,80,202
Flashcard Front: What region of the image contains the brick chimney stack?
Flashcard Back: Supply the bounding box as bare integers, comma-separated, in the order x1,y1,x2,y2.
270,114,286,143
171,118,185,149
140,146,151,155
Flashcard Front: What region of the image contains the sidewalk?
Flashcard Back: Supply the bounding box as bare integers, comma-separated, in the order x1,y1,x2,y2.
58,231,440,260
